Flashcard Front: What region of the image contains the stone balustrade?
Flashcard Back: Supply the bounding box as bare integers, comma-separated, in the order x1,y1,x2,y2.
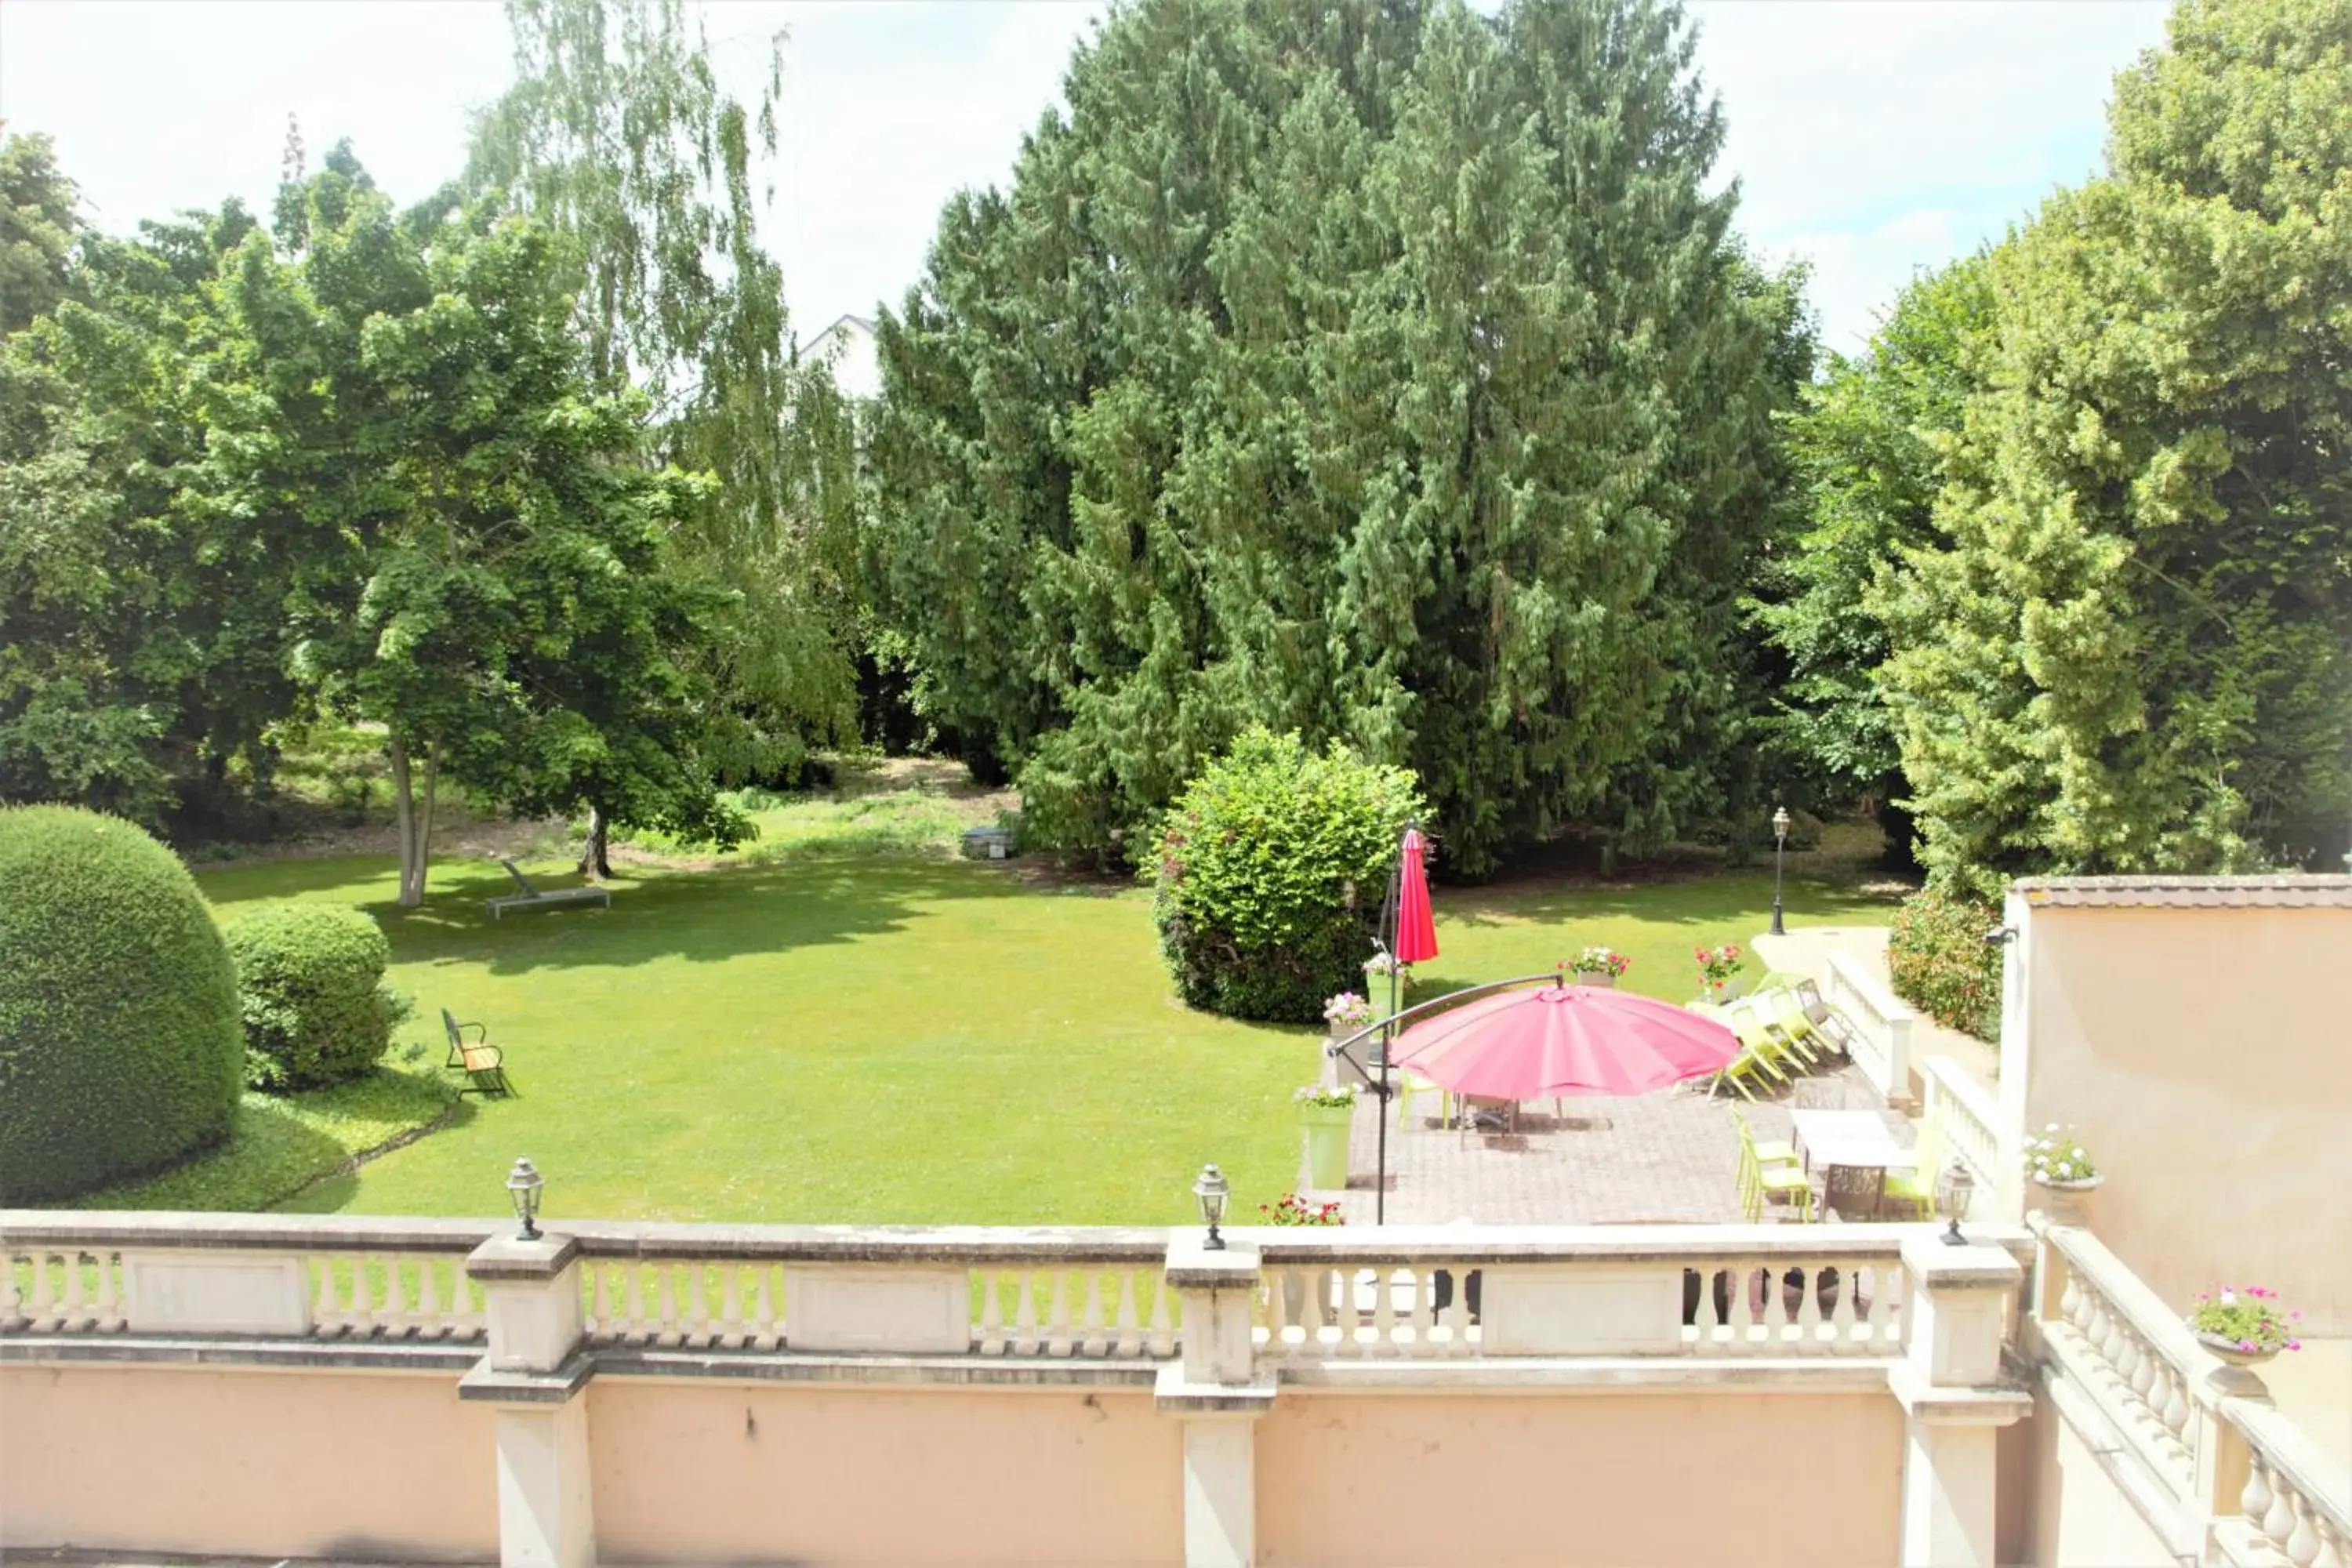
4,1213,497,1341
2226,1400,2351,1568
1918,1052,2002,1205
4,1212,2009,1376
1252,1225,1920,1364
1823,948,1915,1109
2028,1218,2352,1568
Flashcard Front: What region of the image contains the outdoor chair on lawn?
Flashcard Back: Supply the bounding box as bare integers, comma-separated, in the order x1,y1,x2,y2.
485,858,612,920
441,1008,515,1098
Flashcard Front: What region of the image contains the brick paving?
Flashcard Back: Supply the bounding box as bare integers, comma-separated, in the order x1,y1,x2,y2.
1307,1052,1910,1226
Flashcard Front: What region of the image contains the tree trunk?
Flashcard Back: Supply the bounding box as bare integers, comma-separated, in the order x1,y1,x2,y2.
578,804,612,880
388,736,439,909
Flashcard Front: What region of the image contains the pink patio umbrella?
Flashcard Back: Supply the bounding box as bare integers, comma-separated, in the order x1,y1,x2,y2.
1371,825,1441,1223
1389,980,1740,1102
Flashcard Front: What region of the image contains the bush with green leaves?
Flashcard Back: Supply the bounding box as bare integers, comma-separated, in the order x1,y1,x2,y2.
224,902,411,1091
1152,731,1424,1024
0,805,243,1201
1887,889,2004,1043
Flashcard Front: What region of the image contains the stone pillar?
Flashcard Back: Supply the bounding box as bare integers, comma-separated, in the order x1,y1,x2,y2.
1158,1236,1273,1568
1892,1235,2031,1568
463,1233,597,1568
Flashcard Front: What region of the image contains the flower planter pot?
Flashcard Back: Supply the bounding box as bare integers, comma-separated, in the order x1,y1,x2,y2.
1298,1102,1355,1190
1574,971,1618,989
2193,1330,2278,1368
2031,1173,2103,1228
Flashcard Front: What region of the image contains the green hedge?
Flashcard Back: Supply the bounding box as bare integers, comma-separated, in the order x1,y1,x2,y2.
1152,729,1425,1023
0,805,244,1202
225,902,409,1091
1887,888,2003,1043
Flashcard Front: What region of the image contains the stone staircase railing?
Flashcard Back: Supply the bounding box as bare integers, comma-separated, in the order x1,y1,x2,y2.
2029,1218,2350,1568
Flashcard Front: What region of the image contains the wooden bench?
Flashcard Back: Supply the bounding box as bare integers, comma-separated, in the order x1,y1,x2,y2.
485,858,612,920
442,1008,516,1098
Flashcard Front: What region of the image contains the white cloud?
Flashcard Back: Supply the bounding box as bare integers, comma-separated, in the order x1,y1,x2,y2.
1,0,2169,356
1691,0,2172,349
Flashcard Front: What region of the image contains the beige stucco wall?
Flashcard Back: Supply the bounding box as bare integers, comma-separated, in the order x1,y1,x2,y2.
588,1381,1182,1565
1254,1392,1902,1566
0,1363,496,1562
2017,904,2352,1331
2022,1387,2172,1567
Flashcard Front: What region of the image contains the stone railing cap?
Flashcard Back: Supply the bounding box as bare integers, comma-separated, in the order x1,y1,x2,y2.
1163,1234,1262,1288
466,1232,582,1279
1901,1233,2025,1287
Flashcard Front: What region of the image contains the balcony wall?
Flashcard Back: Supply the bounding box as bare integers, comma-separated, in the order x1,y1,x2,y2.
2001,888,2352,1331
3,1212,2023,1568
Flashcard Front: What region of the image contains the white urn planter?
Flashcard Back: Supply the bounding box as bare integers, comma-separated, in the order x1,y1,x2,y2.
2193,1330,2278,1369
1573,971,1619,989
2031,1173,2103,1227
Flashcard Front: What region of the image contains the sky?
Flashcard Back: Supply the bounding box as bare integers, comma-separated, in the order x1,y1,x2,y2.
0,0,2172,354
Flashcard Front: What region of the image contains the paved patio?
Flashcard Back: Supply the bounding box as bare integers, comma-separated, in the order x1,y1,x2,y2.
1306,1054,1913,1225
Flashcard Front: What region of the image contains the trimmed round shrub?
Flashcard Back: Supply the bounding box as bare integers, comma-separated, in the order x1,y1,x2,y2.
1887,887,2004,1043
0,805,243,1202
225,902,409,1091
1152,729,1425,1023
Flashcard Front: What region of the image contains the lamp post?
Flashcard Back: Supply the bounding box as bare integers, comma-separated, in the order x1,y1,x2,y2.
1937,1157,1976,1246
1769,805,1791,937
1192,1163,1231,1250
506,1156,546,1241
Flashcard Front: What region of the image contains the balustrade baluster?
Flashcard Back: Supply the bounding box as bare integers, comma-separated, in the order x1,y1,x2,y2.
1825,1265,1857,1353
2285,1491,2321,1567
59,1250,89,1327
30,1253,55,1325
1864,1266,1894,1347
1149,1280,1174,1358
1729,1262,1759,1355
593,1268,615,1341
755,1266,780,1350
1795,1263,1824,1348
1081,1272,1106,1357
2243,1454,2275,1526
1014,1272,1038,1356
1371,1268,1398,1357
314,1257,342,1334
93,1251,118,1329
623,1266,647,1343
1443,1272,1472,1357
976,1270,1004,1355
2058,1265,2084,1329
2311,1515,2345,1568
417,1258,442,1338
2,1257,24,1328
350,1254,374,1334
1762,1263,1791,1344
2263,1458,2299,1547
685,1266,710,1346
1342,1269,1369,1358
1046,1272,1073,1357
1114,1272,1140,1358
655,1267,680,1345
720,1269,742,1348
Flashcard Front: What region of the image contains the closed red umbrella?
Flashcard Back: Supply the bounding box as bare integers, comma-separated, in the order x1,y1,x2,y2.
1390,980,1740,1101
1393,826,1439,964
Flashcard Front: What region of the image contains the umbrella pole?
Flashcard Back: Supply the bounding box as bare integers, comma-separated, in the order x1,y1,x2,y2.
1376,826,1406,1226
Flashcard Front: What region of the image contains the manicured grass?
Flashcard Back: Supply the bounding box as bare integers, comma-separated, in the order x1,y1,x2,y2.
79,1063,454,1212
149,843,1898,1227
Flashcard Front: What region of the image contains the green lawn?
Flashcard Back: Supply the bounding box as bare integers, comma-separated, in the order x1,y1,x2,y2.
153,841,1896,1228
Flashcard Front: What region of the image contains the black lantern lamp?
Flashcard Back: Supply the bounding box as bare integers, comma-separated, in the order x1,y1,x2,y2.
1192,1163,1231,1251
1769,806,1791,937
506,1156,546,1242
1937,1156,1976,1246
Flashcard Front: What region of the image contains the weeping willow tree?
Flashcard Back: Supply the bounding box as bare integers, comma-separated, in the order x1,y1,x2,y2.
466,0,861,873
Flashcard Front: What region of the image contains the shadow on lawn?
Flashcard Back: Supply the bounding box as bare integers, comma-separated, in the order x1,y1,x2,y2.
355,853,1055,975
